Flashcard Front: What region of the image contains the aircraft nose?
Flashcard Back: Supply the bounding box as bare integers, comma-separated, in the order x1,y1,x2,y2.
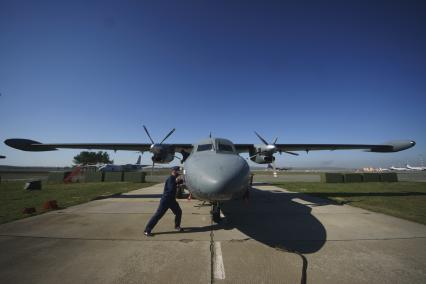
185,154,250,201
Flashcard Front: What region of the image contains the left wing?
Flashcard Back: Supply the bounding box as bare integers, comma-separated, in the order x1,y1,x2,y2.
4,139,193,153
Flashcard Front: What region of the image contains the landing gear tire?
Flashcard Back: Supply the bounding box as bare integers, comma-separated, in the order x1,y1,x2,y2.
176,185,184,199
212,202,221,223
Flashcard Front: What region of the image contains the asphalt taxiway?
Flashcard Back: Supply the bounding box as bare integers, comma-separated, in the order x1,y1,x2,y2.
0,183,425,283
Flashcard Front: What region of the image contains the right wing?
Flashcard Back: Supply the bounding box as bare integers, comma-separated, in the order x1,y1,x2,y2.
235,140,416,154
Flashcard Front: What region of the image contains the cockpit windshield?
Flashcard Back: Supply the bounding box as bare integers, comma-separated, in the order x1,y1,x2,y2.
197,144,213,152
218,143,234,153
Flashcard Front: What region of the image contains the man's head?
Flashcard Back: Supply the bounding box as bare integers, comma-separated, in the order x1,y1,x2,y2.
171,166,180,176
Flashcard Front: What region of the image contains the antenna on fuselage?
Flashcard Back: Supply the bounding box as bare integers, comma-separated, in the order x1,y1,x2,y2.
209,132,216,151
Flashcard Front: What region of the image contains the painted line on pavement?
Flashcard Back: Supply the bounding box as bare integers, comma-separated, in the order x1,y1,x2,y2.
214,241,226,280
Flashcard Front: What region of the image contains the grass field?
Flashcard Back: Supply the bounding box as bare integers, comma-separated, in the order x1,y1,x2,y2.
274,182,426,224
0,181,155,224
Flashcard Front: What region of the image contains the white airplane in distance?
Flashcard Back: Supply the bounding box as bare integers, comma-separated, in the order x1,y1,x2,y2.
389,166,410,171
98,155,149,172
406,164,426,171
266,163,291,171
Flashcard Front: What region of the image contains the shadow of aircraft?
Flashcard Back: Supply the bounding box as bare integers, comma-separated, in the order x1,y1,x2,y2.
220,187,327,255
156,186,328,255
98,185,328,255
157,186,328,284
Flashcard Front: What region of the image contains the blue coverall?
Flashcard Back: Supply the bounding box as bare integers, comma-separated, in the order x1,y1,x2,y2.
144,175,182,233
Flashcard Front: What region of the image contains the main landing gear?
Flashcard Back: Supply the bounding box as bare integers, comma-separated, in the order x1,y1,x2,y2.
211,202,222,223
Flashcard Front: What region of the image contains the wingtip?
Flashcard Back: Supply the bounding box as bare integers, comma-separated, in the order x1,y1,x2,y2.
4,138,57,151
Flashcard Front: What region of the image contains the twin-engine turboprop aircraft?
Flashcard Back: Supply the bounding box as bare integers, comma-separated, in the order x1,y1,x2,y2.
4,126,416,221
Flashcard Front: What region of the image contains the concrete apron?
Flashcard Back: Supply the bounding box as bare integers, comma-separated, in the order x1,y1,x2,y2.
0,183,425,283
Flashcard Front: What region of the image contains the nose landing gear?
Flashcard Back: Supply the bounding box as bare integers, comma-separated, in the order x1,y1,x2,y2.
211,202,222,223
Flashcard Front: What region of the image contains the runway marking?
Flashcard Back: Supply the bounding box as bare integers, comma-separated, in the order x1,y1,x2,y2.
214,241,226,280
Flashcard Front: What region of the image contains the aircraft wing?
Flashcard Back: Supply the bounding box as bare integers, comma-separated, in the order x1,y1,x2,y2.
4,139,193,153
235,140,415,153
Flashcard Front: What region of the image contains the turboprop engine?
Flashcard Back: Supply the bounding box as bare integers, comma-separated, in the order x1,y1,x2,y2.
250,153,275,164
143,125,177,169
151,144,175,163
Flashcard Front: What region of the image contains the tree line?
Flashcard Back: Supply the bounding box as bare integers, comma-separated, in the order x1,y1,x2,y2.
73,151,112,165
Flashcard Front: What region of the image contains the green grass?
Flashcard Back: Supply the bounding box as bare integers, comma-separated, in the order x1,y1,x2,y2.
273,182,426,224
0,181,156,224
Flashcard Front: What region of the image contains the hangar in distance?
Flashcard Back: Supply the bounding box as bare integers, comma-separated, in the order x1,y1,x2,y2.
5,126,415,221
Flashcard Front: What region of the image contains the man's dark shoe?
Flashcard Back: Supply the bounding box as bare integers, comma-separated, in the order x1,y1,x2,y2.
144,231,154,237
175,226,184,232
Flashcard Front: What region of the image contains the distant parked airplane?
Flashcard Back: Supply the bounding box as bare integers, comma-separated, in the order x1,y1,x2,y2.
406,164,426,171
98,155,149,172
389,166,410,171
266,163,291,171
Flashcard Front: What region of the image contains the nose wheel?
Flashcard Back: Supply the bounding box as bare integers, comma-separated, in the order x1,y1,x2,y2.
211,202,222,223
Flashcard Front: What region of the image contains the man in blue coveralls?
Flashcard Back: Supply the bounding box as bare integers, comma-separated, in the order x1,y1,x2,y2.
144,166,183,236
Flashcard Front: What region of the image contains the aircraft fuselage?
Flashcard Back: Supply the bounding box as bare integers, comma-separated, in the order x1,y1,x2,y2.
184,138,251,201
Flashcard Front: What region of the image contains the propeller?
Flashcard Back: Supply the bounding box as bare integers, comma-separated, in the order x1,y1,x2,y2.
254,131,299,156
160,128,176,144
143,125,176,145
143,125,176,174
254,131,270,146
254,131,299,177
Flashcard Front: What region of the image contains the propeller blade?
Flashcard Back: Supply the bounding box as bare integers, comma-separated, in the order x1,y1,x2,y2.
284,151,299,156
272,137,278,144
254,131,269,145
143,125,155,144
160,128,176,144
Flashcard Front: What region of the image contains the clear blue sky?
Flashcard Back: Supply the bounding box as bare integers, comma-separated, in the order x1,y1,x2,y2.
0,0,425,168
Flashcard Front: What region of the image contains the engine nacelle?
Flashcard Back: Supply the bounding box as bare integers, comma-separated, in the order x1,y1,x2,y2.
250,154,275,164
152,153,174,164
150,144,175,164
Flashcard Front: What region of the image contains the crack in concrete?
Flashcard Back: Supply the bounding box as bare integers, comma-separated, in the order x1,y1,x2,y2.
229,238,250,242
275,246,307,284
